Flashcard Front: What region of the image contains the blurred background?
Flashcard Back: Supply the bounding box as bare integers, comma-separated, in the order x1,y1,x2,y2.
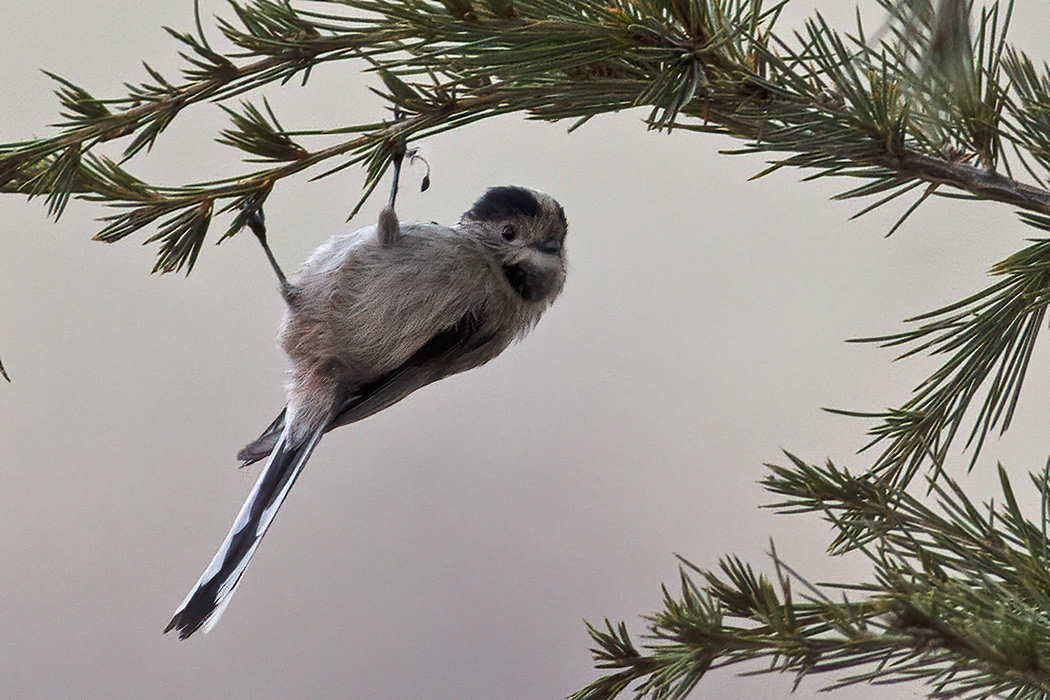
2,2,1049,699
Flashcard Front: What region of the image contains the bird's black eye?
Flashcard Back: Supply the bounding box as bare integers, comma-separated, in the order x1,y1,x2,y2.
501,224,517,242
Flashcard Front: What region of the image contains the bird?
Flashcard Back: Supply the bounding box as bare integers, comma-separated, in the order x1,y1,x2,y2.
164,143,568,639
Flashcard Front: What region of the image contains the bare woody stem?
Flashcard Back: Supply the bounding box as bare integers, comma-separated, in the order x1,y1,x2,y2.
874,150,1050,213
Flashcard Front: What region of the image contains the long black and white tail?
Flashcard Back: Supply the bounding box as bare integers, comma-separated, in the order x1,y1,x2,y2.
165,425,325,638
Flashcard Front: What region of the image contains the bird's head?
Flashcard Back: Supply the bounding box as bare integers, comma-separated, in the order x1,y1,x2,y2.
459,186,568,304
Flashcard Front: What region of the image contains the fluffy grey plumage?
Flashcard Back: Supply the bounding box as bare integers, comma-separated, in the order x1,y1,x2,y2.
165,186,567,639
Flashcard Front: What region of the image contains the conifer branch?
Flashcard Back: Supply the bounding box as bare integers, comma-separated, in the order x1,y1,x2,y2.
575,457,1050,700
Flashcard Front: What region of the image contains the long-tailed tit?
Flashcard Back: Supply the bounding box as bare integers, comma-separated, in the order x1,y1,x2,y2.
164,148,568,639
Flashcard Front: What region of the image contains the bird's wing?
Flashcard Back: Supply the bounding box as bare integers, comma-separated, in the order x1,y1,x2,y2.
237,308,494,464
327,307,495,430
237,407,287,465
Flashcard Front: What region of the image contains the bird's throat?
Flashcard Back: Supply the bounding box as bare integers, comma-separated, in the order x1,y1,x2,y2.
501,262,541,301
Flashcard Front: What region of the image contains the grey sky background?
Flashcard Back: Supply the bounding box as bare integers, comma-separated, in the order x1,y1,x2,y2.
2,2,1050,699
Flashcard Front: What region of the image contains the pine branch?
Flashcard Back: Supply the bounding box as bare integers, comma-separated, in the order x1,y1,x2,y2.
2,2,1046,239
6,1,1049,258
829,236,1050,486
574,456,1050,700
